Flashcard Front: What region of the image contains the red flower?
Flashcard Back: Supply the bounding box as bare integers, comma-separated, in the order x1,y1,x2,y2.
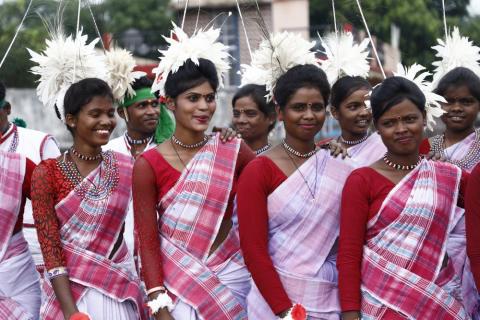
159,95,167,104
291,304,307,320
69,312,90,320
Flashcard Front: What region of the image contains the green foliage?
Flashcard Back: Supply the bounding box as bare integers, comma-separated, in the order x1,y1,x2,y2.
310,0,476,68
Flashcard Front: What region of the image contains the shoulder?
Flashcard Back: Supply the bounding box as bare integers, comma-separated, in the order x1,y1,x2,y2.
419,137,432,154
32,158,58,180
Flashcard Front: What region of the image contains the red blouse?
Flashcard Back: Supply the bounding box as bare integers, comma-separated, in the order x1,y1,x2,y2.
236,156,292,315
466,163,480,290
31,159,76,271
133,142,255,291
419,138,431,155
12,158,36,235
338,167,468,312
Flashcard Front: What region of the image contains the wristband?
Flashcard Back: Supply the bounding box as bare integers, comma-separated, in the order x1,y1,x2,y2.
146,291,174,315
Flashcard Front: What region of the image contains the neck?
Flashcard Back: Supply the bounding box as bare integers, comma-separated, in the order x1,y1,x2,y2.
385,151,420,167
72,141,102,157
0,122,10,135
284,135,316,154
340,129,368,146
245,136,269,152
444,127,475,146
126,127,153,141
173,128,206,145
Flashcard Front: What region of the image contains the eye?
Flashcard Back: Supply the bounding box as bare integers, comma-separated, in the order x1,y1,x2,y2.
245,110,258,117
460,98,476,106
382,120,393,127
404,116,418,123
291,104,306,112
188,95,200,102
311,103,325,112
233,111,241,118
205,94,216,103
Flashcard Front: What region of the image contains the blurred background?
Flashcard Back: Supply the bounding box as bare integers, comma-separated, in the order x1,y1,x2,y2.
1,0,479,148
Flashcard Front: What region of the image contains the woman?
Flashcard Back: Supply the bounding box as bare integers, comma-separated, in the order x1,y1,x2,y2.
133,55,255,319
327,76,386,166
232,84,276,155
237,63,354,319
338,76,468,320
420,67,480,172
31,78,146,320
0,150,40,319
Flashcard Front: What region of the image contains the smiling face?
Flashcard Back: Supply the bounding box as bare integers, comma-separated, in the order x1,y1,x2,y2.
168,81,216,134
375,99,425,157
279,87,326,142
66,95,116,147
331,88,372,138
232,95,272,142
122,98,160,136
440,85,480,134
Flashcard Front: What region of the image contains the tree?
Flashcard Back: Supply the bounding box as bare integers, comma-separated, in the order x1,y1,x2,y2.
310,0,475,68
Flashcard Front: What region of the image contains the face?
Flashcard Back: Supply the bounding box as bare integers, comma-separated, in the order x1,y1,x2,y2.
375,99,425,156
232,95,273,141
440,85,479,133
278,87,326,142
66,95,116,147
331,88,372,137
0,103,11,133
167,81,216,133
121,98,160,135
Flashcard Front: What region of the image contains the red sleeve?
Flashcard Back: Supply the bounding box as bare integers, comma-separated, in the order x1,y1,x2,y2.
31,161,67,270
237,157,292,315
133,156,164,290
419,138,431,155
337,170,372,312
466,164,480,289
457,170,469,208
22,158,36,199
236,140,256,174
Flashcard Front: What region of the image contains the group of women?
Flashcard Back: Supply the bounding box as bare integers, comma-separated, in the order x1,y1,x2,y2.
2,18,480,320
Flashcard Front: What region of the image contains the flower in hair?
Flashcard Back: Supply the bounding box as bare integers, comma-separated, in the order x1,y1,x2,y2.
394,63,446,130
239,64,268,87
28,30,106,121
249,32,319,101
151,22,230,96
104,47,146,103
432,26,480,85
318,31,371,85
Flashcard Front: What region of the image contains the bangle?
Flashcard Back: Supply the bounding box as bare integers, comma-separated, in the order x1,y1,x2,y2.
147,291,174,315
146,286,166,295
278,304,307,320
69,312,91,320
46,266,68,280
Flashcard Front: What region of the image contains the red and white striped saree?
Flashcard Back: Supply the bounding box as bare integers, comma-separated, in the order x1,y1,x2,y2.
361,160,468,319
41,151,146,320
157,135,248,320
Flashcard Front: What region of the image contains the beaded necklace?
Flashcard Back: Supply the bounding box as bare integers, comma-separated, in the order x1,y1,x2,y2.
1,123,19,152
282,139,317,158
125,132,153,145
171,135,209,149
383,153,422,171
430,128,480,170
338,133,368,146
254,143,271,155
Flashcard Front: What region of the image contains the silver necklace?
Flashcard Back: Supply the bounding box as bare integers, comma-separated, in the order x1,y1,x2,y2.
254,143,271,155
383,153,422,171
430,129,480,170
283,146,318,200
171,135,209,149
339,133,369,146
282,139,317,158
125,132,153,145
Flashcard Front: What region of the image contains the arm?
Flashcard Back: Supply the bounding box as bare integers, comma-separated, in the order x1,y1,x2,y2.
337,171,372,318
23,158,36,199
31,163,78,319
236,140,256,174
466,165,480,290
133,157,172,320
236,158,292,315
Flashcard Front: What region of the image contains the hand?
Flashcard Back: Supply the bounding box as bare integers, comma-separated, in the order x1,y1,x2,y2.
155,308,175,320
328,140,349,159
341,311,361,320
212,126,240,142
69,312,91,320
426,151,446,162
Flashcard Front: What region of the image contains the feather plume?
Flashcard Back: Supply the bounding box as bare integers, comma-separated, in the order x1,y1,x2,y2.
394,63,446,130
104,47,145,102
151,22,230,96
28,30,106,120
319,31,371,85
249,32,318,101
239,63,268,87
432,27,480,85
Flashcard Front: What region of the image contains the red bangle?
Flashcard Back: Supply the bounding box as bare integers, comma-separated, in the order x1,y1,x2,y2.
69,312,90,320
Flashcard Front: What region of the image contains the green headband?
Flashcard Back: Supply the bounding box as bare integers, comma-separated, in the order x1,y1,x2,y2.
0,100,6,109
121,87,156,108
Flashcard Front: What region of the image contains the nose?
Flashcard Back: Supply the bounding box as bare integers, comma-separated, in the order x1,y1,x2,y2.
237,112,248,123
394,121,408,134
358,105,370,117
146,104,159,115
303,106,315,120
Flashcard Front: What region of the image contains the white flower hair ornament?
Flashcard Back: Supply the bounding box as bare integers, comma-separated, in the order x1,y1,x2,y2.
28,30,106,121
151,22,230,97
239,63,269,87
248,32,319,102
394,63,446,130
432,26,480,85
104,47,146,103
318,31,371,85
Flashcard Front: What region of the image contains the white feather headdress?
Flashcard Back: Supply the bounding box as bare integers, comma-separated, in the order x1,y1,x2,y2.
432,27,480,85
319,31,371,85
151,22,230,96
28,30,106,120
239,64,268,87
394,63,446,130
248,31,319,101
104,47,146,103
